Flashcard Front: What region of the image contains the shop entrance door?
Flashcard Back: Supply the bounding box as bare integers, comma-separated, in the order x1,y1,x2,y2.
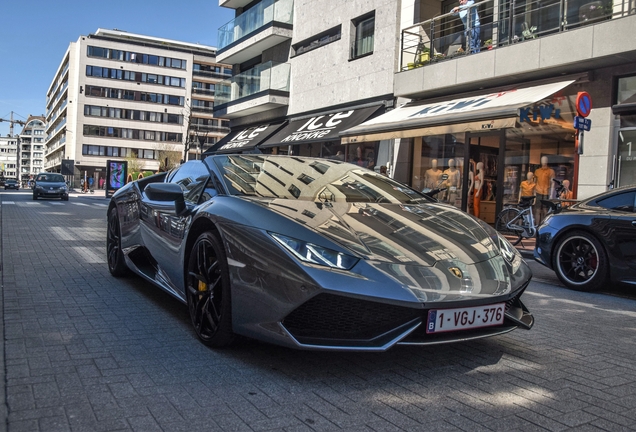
463,130,506,224
616,129,636,188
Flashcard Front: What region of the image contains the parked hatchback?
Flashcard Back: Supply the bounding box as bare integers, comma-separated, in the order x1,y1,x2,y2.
33,173,69,201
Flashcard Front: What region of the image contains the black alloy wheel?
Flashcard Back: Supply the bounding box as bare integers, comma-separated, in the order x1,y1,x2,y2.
495,208,523,246
107,207,129,276
186,231,233,347
554,231,607,292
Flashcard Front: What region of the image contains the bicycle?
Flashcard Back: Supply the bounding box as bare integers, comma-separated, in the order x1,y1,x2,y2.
495,179,566,245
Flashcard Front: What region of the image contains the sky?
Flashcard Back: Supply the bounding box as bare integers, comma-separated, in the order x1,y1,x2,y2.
0,0,234,136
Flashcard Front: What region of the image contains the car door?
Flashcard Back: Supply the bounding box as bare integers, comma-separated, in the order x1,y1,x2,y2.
597,191,636,276
139,161,212,295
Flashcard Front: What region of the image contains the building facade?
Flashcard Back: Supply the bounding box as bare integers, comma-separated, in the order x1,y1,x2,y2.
357,0,636,223
211,0,636,225
0,135,19,182
18,116,46,183
211,0,400,170
44,29,230,186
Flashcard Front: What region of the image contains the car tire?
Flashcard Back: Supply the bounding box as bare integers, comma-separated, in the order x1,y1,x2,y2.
186,231,234,347
106,207,129,277
495,208,523,246
62,195,69,201
32,193,38,200
553,230,607,292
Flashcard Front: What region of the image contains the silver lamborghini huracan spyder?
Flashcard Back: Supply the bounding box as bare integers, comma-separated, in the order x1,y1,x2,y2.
106,155,533,351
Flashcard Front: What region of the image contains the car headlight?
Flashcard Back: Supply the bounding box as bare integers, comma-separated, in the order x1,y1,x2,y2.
269,232,359,270
35,185,43,190
498,233,522,273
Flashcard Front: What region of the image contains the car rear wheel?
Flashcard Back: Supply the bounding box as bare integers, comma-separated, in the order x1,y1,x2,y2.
554,231,607,292
186,231,233,347
495,208,523,246
107,207,129,277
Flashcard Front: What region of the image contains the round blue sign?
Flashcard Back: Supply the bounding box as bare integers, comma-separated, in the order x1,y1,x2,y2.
576,92,592,117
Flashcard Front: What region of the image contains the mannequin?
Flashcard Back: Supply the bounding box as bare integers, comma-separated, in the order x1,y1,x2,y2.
473,162,484,217
561,179,574,207
443,159,461,203
424,159,443,190
519,172,537,202
467,159,475,213
534,156,555,222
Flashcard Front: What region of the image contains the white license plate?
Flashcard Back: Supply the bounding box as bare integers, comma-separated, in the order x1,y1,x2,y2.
426,303,505,334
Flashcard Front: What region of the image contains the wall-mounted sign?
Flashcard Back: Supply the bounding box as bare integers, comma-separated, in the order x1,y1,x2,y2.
576,92,592,117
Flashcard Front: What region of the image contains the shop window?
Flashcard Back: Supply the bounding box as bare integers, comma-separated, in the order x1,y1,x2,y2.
351,12,375,59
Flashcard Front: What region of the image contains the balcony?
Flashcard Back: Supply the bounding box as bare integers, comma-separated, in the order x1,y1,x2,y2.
216,0,294,64
219,0,252,9
396,0,636,99
192,87,216,96
213,61,290,119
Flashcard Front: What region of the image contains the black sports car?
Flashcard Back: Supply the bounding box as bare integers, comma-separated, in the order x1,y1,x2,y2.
535,185,636,291
107,155,533,351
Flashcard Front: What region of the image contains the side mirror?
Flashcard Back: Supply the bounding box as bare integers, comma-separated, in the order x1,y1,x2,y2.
144,183,186,215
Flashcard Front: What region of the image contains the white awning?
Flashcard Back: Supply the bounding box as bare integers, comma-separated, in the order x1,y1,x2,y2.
340,80,574,143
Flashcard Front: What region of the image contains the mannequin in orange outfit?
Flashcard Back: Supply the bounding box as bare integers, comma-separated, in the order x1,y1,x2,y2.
473,161,484,217
519,172,537,202
534,156,555,223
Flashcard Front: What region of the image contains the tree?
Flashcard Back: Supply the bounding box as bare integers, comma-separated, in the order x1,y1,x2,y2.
155,142,182,171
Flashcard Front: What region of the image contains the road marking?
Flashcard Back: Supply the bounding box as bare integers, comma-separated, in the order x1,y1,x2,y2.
50,202,65,205
2,201,15,204
94,203,108,207
72,202,90,206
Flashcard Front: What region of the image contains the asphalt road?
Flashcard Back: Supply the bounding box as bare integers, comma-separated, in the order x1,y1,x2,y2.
1,189,635,432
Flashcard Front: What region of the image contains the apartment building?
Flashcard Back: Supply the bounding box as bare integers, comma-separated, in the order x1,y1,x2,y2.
210,0,399,170
210,0,636,225
0,135,19,181
18,116,46,183
45,28,230,185
340,0,636,223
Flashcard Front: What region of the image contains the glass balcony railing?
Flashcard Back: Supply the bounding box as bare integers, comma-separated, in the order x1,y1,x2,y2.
215,61,291,106
400,0,632,71
218,0,294,50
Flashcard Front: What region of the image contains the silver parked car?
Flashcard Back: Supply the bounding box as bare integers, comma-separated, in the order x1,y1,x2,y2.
33,173,69,201
106,155,533,351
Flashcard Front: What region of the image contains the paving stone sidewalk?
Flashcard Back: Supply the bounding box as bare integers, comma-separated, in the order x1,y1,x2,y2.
1,192,636,431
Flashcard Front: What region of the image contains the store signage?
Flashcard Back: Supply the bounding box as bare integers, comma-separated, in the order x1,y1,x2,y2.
576,92,592,117
280,111,354,143
574,116,592,131
518,104,561,123
220,125,270,150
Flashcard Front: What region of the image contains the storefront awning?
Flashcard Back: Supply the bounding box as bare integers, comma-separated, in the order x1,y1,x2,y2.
259,105,383,148
340,80,575,143
204,122,287,155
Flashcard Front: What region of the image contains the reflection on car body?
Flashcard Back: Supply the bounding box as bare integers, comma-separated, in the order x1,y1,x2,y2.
106,155,534,351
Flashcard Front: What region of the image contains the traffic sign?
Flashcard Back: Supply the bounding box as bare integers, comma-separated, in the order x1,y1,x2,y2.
576,92,592,117
574,116,591,131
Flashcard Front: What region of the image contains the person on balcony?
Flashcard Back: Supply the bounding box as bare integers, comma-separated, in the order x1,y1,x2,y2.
452,0,481,54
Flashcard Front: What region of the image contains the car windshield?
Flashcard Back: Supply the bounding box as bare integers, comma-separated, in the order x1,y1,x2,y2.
37,174,65,182
212,155,434,204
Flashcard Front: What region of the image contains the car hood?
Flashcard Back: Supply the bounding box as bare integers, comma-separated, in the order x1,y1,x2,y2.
249,198,499,266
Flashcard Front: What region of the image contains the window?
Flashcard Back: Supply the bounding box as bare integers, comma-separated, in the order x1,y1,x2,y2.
292,25,342,57
595,192,636,212
167,161,211,204
351,12,375,59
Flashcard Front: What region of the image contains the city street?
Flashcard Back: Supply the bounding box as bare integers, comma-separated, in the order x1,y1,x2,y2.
1,189,636,432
